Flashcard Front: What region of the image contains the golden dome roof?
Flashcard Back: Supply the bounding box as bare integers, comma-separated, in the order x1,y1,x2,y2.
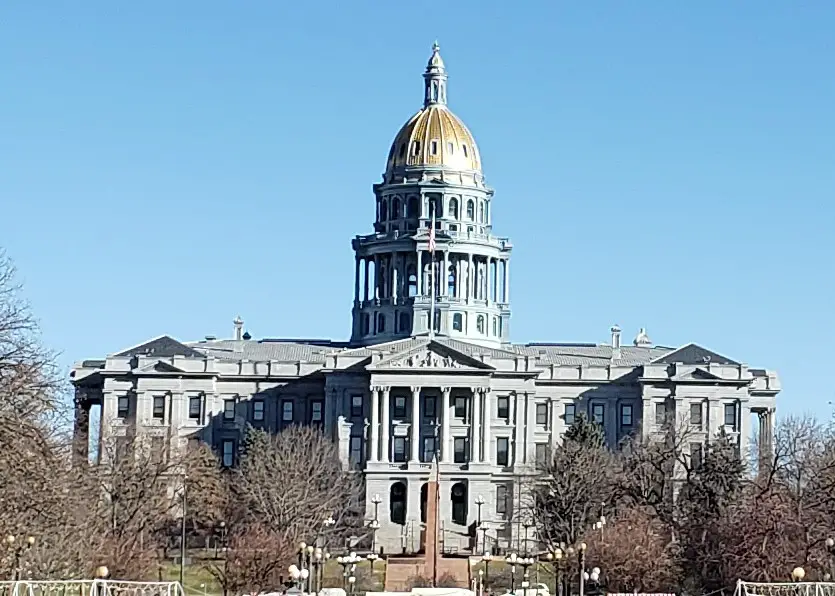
385,43,482,174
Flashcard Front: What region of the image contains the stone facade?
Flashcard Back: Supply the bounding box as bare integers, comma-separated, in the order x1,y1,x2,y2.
71,44,780,557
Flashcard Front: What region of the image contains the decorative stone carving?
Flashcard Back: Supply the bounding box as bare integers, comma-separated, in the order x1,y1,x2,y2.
389,350,463,369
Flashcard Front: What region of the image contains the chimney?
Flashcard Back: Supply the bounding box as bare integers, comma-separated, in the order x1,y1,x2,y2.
611,324,622,360
233,316,244,341
633,327,652,347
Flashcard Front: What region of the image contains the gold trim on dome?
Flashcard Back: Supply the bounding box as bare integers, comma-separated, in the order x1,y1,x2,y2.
386,105,482,173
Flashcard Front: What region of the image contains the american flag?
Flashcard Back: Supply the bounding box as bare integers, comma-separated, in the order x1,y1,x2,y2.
428,225,436,253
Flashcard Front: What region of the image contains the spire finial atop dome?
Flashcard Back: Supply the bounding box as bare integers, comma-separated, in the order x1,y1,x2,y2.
423,41,448,107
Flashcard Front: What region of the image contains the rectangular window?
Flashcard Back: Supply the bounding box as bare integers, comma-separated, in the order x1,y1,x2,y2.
223,399,235,421
393,437,407,463
690,403,703,429
310,400,323,423
222,440,234,468
497,396,510,420
564,403,576,425
620,404,633,427
454,437,469,463
724,403,737,428
422,436,437,462
496,485,508,515
282,400,294,423
535,443,548,465
454,396,468,419
535,403,548,426
431,140,438,155
497,437,509,467
252,400,265,422
152,395,165,420
394,396,407,419
351,395,363,418
655,402,666,426
117,395,130,419
690,442,704,468
188,396,201,420
349,436,363,467
592,404,605,425
424,396,436,419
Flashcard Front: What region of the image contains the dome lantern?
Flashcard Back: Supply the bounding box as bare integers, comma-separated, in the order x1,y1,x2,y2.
423,41,448,107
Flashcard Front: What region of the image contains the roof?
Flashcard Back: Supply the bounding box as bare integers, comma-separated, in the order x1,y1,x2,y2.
513,343,673,367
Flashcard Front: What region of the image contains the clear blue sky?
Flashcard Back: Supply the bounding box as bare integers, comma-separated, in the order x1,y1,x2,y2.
1,2,833,417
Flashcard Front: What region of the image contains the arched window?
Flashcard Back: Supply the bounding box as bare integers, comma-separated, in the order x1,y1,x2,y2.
380,201,388,221
399,312,411,334
407,265,417,297
392,198,401,219
407,197,420,218
449,198,459,219
447,266,456,296
466,200,475,220
420,483,428,523
451,482,468,526
478,202,484,223
453,313,463,332
390,482,407,525
377,313,386,334
361,313,370,336
476,315,485,334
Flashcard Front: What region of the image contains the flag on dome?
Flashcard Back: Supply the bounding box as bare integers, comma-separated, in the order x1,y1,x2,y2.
428,224,436,253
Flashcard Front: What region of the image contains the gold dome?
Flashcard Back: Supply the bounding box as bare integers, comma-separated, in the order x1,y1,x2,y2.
385,43,482,174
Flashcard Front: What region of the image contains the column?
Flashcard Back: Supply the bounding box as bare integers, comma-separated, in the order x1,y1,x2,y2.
641,398,653,439
467,254,474,301
370,387,380,462
354,256,361,303
455,257,462,298
363,258,370,302
442,251,450,296
381,387,391,462
416,252,423,296
471,388,481,463
482,389,492,463
391,254,399,304
374,254,381,299
441,387,452,463
503,259,510,303
410,386,421,463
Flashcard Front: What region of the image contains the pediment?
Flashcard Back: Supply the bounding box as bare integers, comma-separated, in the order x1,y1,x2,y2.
371,341,493,371
116,335,204,359
672,367,723,382
652,343,739,366
137,360,188,374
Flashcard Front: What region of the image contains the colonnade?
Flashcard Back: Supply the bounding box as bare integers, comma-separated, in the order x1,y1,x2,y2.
367,385,492,465
354,252,510,304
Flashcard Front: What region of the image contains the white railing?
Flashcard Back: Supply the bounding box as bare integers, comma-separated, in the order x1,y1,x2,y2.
736,580,835,596
0,580,184,596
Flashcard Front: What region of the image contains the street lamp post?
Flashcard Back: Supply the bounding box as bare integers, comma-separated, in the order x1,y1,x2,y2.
5,534,35,581
506,553,518,593
518,556,535,590
546,547,564,596
179,475,188,588
337,552,362,591
475,495,485,553
481,553,492,591
578,542,588,596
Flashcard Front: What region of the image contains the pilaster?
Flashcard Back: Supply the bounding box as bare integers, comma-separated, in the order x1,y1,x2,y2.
381,387,391,463
471,386,481,462
410,386,421,463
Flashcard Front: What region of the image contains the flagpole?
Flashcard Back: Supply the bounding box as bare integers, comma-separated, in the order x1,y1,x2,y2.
429,208,436,339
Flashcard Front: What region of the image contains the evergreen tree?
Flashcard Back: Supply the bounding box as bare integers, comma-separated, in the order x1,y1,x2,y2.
564,412,606,449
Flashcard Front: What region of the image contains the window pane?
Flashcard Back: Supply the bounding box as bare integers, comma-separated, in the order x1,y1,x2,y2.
724,403,736,426
422,436,437,462
536,404,548,425
222,440,234,467
564,404,575,425
424,396,436,419
253,400,264,421
497,437,509,466
188,396,201,419
223,399,235,420
351,395,363,417
153,396,165,419
620,404,633,426
592,404,604,424
454,437,468,463
282,400,294,422
655,403,666,425
454,396,467,418
311,401,323,422
497,396,509,419
690,403,703,427
118,396,130,418
496,485,507,514
393,437,407,462
394,396,407,419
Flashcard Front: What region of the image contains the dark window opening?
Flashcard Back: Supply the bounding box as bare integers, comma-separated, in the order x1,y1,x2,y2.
454,396,468,419
690,403,703,429
497,396,510,420
724,403,737,428
454,437,469,463
452,312,463,331
496,485,508,515
188,396,201,420
655,402,666,426
536,403,548,426
394,396,407,419
349,436,363,467
451,482,468,525
351,395,363,418
221,440,235,468
592,403,605,425
620,404,633,427
311,400,324,423
564,403,575,425
152,395,165,420
497,437,509,466
390,482,407,525
424,396,436,419
393,437,408,463
117,396,130,419
282,400,294,423
399,312,411,332
223,399,235,421
422,436,437,463
252,399,265,422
